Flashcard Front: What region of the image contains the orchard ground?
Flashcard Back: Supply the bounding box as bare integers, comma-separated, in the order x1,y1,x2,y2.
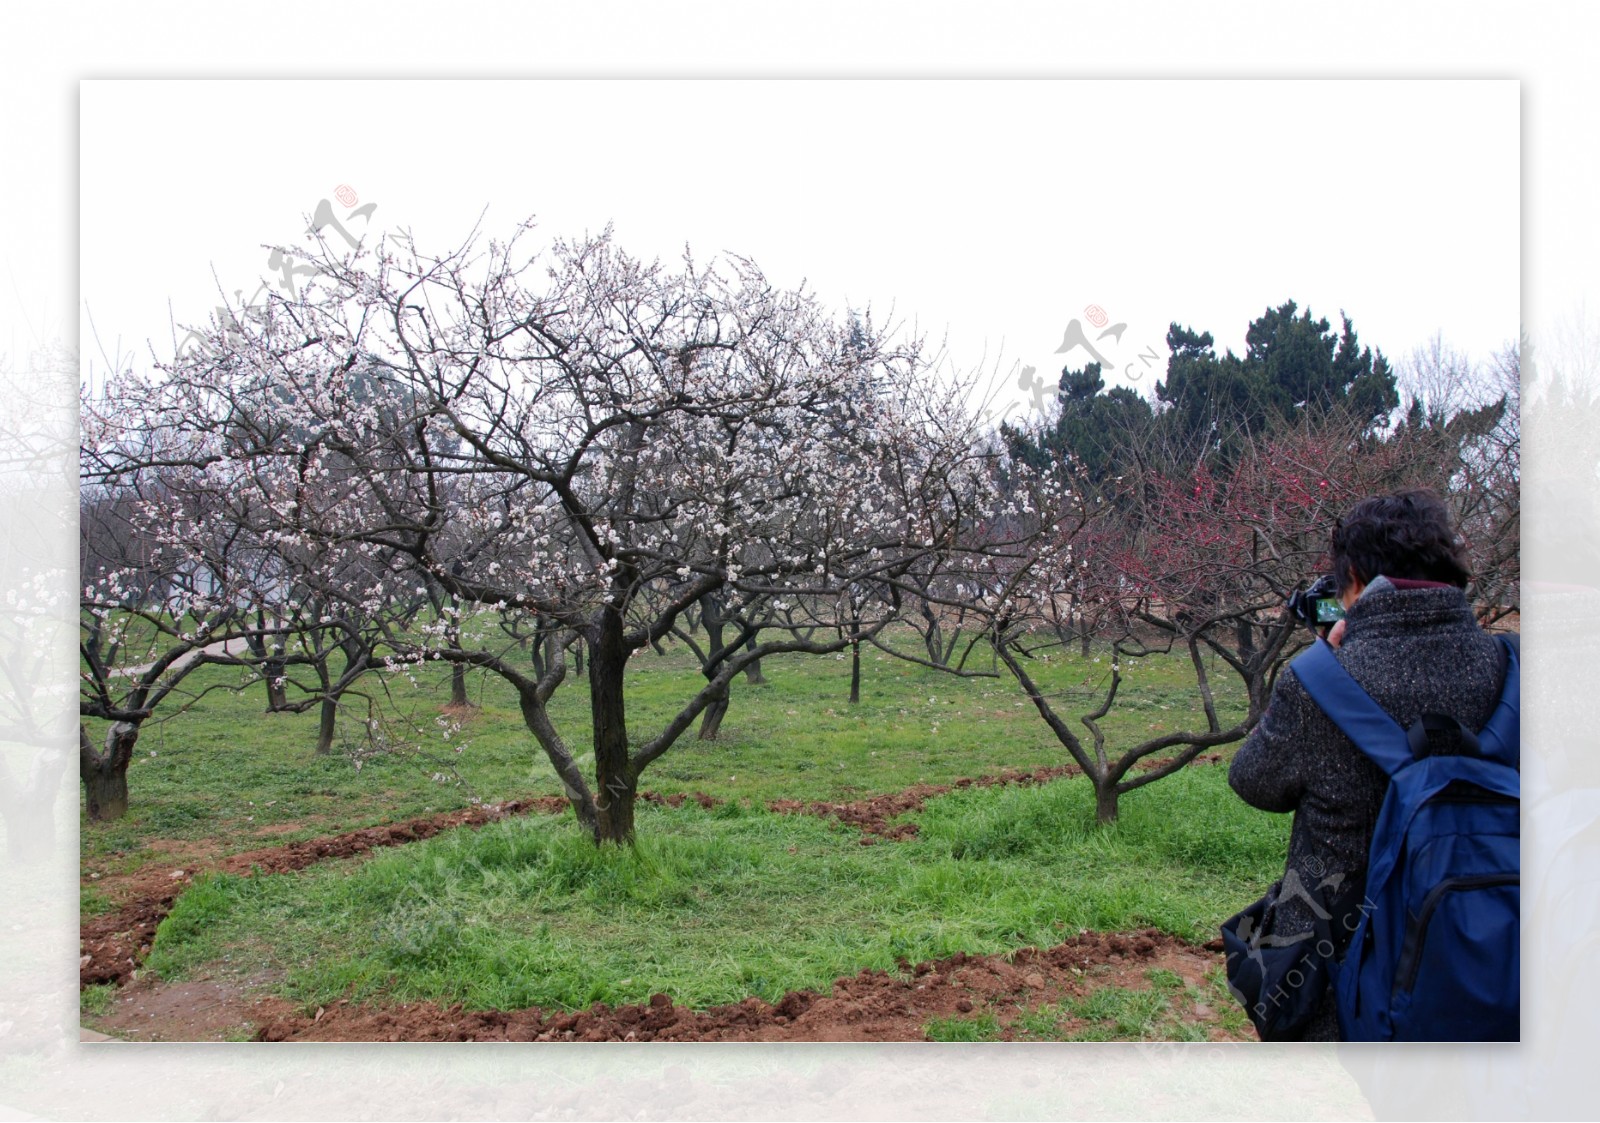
80,631,1293,1043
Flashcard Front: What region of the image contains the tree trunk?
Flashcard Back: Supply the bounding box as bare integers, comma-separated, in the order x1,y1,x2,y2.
81,721,138,823
248,617,290,711
517,686,598,836
588,608,636,845
263,655,288,711
697,594,730,739
921,601,944,666
849,639,862,704
1094,780,1120,826
311,656,337,755
742,635,766,685
450,662,471,708
314,694,339,755
698,683,730,741
532,630,557,682
1236,618,1256,665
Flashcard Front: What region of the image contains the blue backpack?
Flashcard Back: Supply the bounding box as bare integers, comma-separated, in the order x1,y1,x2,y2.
1291,635,1520,1041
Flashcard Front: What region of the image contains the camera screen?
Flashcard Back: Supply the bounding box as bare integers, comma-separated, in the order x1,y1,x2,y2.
1315,598,1346,623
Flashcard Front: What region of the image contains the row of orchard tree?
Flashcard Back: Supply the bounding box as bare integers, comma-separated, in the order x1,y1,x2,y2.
993,311,1517,822
79,217,1519,840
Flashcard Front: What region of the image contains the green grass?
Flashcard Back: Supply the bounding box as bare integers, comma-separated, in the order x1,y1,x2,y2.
85,629,1280,1040
79,984,116,1018
936,967,1219,1043
80,883,117,917
1144,967,1185,991
1013,1002,1072,1039
1203,966,1255,1037
1013,982,1207,1042
925,1012,1003,1041
142,763,1285,1018
1067,986,1171,1038
82,630,1252,870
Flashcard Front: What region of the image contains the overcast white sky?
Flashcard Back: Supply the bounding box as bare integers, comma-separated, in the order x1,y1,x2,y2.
80,79,1519,419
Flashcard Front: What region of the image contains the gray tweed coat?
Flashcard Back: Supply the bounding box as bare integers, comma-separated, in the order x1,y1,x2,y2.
1228,576,1507,1039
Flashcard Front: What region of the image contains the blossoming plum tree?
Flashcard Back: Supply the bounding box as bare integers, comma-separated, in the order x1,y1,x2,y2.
77,448,296,820
90,219,1048,844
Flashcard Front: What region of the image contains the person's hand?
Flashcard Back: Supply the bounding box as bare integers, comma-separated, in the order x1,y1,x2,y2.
1326,619,1348,648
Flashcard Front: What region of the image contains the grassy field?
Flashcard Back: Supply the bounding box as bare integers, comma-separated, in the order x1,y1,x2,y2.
143,763,1283,1012
82,631,1285,1038
82,631,1253,858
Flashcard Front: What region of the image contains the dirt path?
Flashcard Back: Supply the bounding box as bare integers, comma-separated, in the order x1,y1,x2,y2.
90,927,1246,1043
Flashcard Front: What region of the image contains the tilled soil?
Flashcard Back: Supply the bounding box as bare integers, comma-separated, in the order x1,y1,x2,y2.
222,928,1239,1042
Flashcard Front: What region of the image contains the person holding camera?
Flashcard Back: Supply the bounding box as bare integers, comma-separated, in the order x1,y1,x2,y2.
1226,488,1511,1040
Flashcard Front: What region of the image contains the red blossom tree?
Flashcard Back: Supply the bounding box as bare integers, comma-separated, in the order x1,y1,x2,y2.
988,410,1448,823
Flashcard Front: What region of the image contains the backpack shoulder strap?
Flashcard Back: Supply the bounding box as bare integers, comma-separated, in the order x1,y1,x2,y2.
1290,640,1414,777
1476,635,1520,769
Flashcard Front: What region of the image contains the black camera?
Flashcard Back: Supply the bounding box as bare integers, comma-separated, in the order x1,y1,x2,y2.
1287,574,1346,633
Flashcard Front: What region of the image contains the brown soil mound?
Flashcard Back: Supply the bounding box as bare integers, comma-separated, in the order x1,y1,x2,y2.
769,754,1224,843
246,928,1242,1043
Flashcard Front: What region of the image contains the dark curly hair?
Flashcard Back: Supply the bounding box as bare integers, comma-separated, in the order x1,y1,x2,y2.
1329,488,1471,596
